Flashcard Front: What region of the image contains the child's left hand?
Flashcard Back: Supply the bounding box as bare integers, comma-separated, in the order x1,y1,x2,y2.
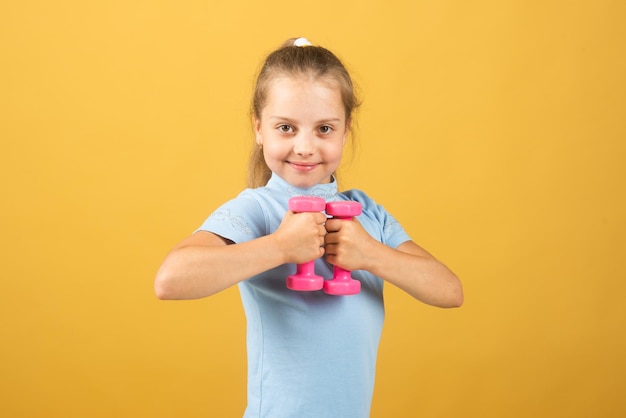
323,217,376,272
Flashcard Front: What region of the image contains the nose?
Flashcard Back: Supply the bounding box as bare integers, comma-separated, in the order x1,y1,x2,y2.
293,132,315,156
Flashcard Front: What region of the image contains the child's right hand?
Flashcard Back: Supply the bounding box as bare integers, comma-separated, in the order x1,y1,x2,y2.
273,210,327,264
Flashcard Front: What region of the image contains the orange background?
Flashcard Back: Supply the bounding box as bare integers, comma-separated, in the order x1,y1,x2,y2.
1,1,625,416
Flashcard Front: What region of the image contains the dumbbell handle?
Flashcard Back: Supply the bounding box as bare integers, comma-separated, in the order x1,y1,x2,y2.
286,196,326,291
324,201,362,295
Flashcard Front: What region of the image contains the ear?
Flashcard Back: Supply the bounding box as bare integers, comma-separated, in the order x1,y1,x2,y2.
342,118,352,146
253,116,263,146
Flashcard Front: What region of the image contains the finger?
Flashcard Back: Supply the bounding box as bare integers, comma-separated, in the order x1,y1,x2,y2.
324,219,341,232
324,243,336,255
312,212,327,224
324,233,339,245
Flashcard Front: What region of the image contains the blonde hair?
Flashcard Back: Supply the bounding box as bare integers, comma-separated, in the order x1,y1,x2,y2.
247,38,360,188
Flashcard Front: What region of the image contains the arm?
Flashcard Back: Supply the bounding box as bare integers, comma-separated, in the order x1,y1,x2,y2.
155,210,327,300
324,218,463,308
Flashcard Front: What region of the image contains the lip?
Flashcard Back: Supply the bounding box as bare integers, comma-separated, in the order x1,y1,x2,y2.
288,161,320,172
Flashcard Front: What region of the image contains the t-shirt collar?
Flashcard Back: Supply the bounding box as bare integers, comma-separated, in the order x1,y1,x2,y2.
266,173,339,200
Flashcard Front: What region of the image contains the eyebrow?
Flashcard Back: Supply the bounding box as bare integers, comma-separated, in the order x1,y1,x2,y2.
268,116,343,124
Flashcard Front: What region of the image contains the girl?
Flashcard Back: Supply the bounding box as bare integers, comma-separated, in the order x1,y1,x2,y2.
155,37,463,418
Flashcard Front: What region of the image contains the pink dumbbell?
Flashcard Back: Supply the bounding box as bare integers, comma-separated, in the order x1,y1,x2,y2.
323,201,363,295
286,196,326,291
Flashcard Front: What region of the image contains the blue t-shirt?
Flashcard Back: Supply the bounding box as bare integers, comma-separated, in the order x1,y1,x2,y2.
197,174,411,418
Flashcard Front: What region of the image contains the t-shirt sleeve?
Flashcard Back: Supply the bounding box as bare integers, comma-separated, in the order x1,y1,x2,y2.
380,211,412,249
195,193,268,244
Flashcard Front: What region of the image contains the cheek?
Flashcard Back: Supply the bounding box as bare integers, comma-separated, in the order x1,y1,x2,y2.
262,142,286,161
323,141,345,161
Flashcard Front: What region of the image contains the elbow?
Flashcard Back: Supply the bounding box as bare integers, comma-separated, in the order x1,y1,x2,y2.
446,283,464,308
450,289,464,308
154,282,170,300
442,270,464,308
154,266,177,300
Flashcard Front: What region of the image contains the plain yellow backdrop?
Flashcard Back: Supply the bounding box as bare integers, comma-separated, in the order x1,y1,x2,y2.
1,1,624,417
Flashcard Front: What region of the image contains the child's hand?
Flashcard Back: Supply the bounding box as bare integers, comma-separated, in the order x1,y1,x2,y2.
324,218,375,271
274,210,327,264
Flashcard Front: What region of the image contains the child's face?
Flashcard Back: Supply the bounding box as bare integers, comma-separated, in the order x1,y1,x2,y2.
254,75,349,189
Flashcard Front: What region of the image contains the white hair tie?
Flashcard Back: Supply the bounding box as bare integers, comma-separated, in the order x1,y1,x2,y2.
294,37,312,47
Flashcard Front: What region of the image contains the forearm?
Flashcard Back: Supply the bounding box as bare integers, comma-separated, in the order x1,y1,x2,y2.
363,241,464,308
155,234,285,300
155,211,327,300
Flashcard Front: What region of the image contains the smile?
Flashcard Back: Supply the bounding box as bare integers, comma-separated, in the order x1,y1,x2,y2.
288,162,320,172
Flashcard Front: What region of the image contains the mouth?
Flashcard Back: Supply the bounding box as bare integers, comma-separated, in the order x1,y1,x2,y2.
288,161,320,172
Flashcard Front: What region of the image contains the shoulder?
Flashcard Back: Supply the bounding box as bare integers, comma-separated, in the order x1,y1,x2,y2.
196,188,271,240
218,188,266,215
341,188,381,211
340,188,411,247
339,188,392,223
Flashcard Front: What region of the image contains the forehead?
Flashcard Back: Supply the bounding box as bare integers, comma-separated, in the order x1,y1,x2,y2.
263,75,344,116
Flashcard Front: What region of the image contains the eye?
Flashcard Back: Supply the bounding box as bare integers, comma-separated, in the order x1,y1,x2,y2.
319,125,334,134
278,124,294,133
